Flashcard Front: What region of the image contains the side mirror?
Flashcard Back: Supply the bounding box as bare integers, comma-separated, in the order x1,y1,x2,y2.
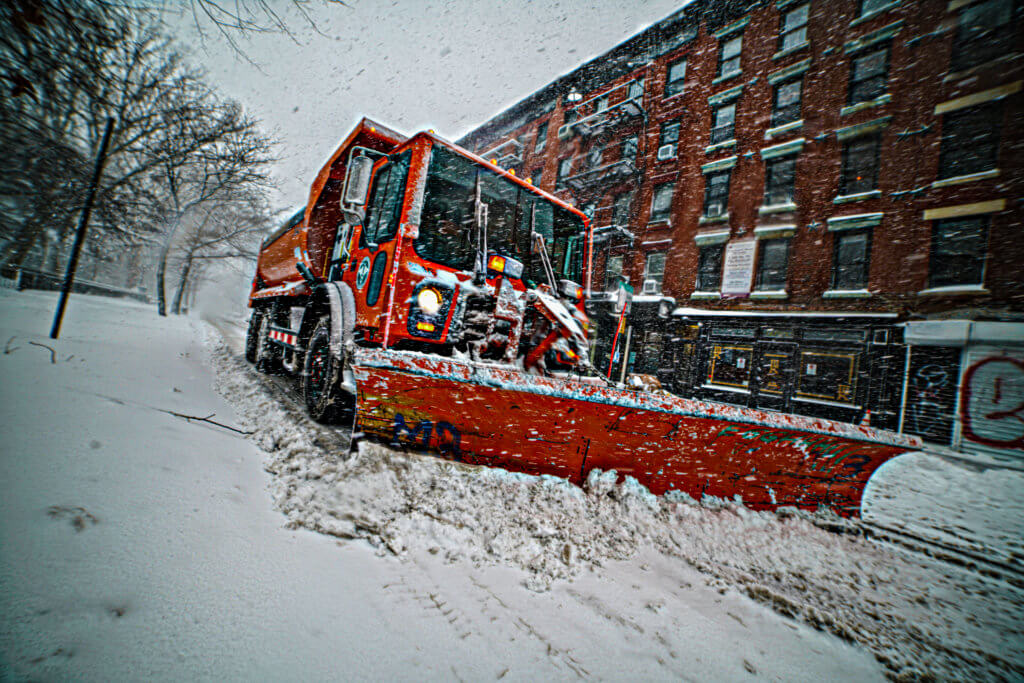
342,155,374,207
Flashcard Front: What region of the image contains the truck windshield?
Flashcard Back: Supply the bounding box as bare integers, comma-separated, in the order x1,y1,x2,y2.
416,144,585,286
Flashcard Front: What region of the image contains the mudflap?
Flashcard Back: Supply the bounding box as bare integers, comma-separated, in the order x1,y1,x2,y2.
349,349,924,517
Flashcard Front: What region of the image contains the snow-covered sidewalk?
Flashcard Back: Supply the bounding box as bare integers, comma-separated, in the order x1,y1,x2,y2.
1,289,1021,681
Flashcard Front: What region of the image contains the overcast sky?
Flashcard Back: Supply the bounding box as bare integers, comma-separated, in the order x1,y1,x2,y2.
169,0,689,207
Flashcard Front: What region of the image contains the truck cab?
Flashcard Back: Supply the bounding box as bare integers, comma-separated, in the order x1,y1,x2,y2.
246,119,593,422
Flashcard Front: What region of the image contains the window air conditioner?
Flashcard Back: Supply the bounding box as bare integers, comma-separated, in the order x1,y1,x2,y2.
706,202,723,217
642,279,660,294
657,143,676,160
557,123,573,140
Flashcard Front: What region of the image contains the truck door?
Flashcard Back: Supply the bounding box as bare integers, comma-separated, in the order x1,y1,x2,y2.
348,151,411,334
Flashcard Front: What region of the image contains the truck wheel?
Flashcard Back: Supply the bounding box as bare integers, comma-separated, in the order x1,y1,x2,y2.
255,310,282,374
245,311,261,363
302,316,354,424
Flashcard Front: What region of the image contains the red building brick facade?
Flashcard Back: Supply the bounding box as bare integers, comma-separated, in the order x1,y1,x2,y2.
459,0,1023,456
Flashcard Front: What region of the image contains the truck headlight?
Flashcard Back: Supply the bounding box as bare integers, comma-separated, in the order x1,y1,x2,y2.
417,287,443,315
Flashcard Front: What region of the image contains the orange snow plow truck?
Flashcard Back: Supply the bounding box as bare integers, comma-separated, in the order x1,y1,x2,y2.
246,117,926,517
246,118,593,422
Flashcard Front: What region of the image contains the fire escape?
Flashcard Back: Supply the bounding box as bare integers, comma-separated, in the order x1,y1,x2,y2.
479,137,524,171
557,77,646,141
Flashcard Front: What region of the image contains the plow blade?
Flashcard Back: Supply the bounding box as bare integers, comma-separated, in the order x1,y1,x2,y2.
351,349,925,517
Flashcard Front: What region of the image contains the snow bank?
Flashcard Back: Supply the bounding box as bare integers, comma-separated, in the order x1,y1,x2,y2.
206,325,1024,681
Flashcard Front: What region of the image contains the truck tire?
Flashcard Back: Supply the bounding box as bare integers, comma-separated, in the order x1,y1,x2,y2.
302,316,354,424
245,311,261,364
255,309,282,374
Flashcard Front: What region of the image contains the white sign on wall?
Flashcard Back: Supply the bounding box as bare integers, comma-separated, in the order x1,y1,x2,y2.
721,239,757,297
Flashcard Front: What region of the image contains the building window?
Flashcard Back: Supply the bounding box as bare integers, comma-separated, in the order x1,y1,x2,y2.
938,102,1001,179
764,155,796,206
555,158,572,189
650,182,675,222
839,134,880,196
643,252,667,293
848,45,890,105
697,244,724,291
710,103,736,144
859,0,893,15
605,254,624,289
660,120,681,146
621,135,638,164
665,57,687,97
797,351,858,404
594,95,609,112
779,4,809,52
952,0,1014,72
833,230,871,289
628,78,645,100
703,170,730,217
772,78,802,127
707,345,753,389
718,35,743,79
534,122,548,153
755,239,789,290
929,216,989,288
612,191,632,226
530,168,543,188
586,145,604,170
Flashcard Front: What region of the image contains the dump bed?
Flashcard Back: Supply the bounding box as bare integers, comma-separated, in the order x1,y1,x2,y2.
251,118,406,298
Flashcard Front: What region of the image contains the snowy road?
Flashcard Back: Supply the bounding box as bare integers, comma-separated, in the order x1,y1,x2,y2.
0,290,885,681
2,289,1022,681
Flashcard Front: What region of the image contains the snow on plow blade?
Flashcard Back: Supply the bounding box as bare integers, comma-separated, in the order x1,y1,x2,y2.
351,349,925,517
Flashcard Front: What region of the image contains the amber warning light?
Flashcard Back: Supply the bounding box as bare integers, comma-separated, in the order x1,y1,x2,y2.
487,254,524,279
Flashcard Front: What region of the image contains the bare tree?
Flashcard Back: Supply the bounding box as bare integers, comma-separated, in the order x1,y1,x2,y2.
167,189,270,315
148,85,274,315
0,1,276,311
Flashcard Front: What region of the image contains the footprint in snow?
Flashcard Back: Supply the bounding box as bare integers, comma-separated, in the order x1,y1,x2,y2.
47,505,98,532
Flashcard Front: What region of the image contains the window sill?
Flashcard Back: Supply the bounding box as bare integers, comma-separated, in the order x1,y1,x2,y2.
701,384,750,395
944,54,1023,83
840,94,892,117
850,0,901,27
931,169,999,188
918,285,989,296
712,71,742,86
765,119,803,139
758,202,797,215
772,42,809,61
690,291,722,300
647,218,671,228
793,396,859,409
705,139,737,154
699,213,730,225
823,289,872,299
833,190,882,204
750,290,789,300
662,88,687,103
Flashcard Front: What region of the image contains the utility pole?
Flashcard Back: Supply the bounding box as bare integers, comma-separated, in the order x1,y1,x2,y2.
50,117,115,339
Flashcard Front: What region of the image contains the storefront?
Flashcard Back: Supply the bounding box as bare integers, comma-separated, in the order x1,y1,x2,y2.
666,309,905,430
585,293,674,384
900,320,1024,458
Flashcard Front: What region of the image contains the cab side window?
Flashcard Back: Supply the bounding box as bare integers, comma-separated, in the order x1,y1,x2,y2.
362,151,411,246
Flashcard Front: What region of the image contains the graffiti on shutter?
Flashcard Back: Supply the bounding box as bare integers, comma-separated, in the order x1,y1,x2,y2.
960,349,1024,454
902,347,960,446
